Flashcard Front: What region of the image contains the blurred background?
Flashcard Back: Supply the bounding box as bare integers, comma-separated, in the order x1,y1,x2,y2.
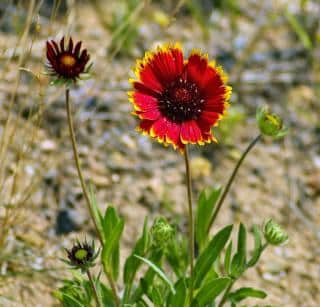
0,0,319,305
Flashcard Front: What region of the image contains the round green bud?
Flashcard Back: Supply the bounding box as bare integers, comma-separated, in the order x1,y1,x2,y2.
151,218,174,248
256,106,287,138
263,219,288,246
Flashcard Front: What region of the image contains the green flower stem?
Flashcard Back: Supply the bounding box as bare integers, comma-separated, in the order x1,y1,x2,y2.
106,271,121,307
208,134,262,232
86,270,102,307
217,280,235,307
218,242,269,307
184,145,195,303
65,88,120,307
65,88,103,244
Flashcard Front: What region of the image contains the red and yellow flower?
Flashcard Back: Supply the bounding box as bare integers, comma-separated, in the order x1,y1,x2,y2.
129,43,231,152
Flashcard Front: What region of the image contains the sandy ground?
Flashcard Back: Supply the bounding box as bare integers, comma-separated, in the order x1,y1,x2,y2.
0,1,319,306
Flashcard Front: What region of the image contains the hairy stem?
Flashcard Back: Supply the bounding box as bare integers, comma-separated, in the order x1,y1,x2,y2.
87,270,102,307
208,134,262,231
65,88,120,306
65,88,103,244
184,145,194,303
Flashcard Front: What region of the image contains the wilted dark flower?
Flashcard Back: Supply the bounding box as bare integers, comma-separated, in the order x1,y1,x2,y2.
263,219,288,246
129,43,231,152
46,37,91,84
256,106,288,138
64,240,99,272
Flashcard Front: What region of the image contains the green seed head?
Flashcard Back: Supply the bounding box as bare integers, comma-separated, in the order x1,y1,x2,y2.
263,219,288,246
75,249,88,261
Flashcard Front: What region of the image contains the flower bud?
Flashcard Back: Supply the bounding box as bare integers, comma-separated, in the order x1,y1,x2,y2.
263,219,288,246
64,239,99,272
256,106,288,138
151,218,174,248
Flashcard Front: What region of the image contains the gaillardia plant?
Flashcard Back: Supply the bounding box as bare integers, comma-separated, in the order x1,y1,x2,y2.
52,40,289,307
129,43,231,151
46,36,91,85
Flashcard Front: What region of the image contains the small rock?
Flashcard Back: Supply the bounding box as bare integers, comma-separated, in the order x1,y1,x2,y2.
55,209,80,235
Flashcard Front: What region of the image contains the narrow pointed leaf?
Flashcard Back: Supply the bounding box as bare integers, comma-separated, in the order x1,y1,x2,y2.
193,277,230,306
228,287,267,303
195,188,222,251
247,225,262,267
134,255,176,295
224,241,232,275
194,225,233,288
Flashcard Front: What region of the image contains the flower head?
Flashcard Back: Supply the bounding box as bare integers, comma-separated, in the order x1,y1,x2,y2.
64,239,99,272
263,219,288,246
46,37,91,85
256,106,288,138
129,43,231,152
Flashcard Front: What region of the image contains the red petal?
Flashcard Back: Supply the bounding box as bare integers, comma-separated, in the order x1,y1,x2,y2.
136,108,160,120
51,40,60,54
166,120,181,147
204,94,227,114
133,81,159,97
180,120,203,144
60,37,65,51
74,41,82,57
199,111,220,126
151,117,169,142
68,37,74,52
46,43,56,60
186,53,224,97
131,92,158,111
148,46,184,85
137,45,184,93
186,53,208,87
138,120,154,134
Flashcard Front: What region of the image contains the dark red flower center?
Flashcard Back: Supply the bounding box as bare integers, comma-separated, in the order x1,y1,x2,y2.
158,78,204,123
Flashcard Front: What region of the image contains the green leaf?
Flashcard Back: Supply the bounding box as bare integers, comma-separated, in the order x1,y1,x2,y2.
237,223,247,264
229,223,247,278
224,241,232,275
99,283,115,307
192,277,230,306
195,187,222,251
102,218,124,275
150,287,163,306
247,225,262,267
59,293,84,307
124,217,150,284
166,235,188,278
194,225,233,288
134,255,176,295
230,252,246,279
102,206,121,279
167,278,187,307
228,287,267,303
131,249,163,302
